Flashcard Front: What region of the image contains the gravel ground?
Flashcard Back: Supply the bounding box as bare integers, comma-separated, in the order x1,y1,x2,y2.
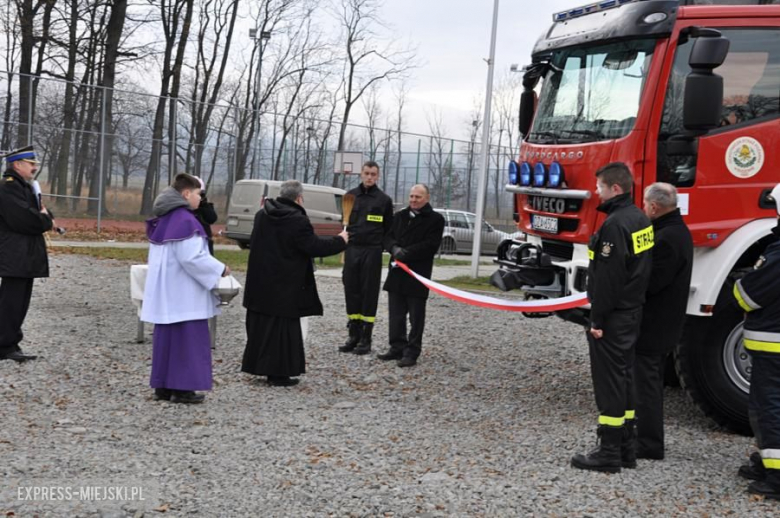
0,254,776,517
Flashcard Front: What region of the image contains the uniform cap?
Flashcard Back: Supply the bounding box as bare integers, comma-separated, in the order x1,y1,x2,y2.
3,145,40,164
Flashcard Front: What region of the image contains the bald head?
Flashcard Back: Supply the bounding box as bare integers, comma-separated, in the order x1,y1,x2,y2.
643,182,678,220
409,184,430,211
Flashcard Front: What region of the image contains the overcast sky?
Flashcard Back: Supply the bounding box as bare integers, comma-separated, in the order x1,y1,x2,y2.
370,0,574,138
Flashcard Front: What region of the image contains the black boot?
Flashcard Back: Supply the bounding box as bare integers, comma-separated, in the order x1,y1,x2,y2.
338,321,361,353
748,472,780,500
739,451,767,481
377,348,403,361
622,419,637,469
571,426,623,473
353,323,373,355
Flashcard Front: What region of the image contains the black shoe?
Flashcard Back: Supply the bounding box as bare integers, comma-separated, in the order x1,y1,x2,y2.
153,388,172,401
571,426,623,474
637,448,665,460
397,357,417,368
377,349,403,361
0,350,37,362
739,452,766,481
169,391,205,404
267,376,300,387
748,480,780,500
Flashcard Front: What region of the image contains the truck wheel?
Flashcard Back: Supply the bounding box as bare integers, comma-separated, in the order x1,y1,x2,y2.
238,241,250,250
440,237,456,255
675,279,751,435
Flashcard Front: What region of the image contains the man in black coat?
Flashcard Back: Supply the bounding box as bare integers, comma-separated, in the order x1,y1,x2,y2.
378,184,444,367
0,146,53,362
242,180,348,386
634,182,693,460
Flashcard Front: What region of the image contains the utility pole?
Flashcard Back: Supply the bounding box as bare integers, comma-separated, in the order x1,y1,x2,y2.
471,0,500,278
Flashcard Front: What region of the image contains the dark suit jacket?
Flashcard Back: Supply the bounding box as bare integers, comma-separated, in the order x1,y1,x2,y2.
383,203,445,299
636,209,693,356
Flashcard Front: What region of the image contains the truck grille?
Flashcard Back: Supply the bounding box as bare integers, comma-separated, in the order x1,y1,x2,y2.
542,239,574,261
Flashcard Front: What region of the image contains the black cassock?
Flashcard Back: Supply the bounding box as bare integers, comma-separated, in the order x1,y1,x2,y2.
242,197,345,377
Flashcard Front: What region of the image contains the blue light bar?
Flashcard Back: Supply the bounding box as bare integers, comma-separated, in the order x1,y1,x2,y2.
533,163,547,187
548,162,564,188
508,161,519,185
553,0,639,22
520,162,532,186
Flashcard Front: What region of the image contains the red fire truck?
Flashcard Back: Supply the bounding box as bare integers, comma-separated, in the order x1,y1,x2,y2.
493,0,780,434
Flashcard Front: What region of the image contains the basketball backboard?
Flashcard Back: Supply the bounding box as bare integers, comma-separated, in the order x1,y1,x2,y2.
333,152,364,175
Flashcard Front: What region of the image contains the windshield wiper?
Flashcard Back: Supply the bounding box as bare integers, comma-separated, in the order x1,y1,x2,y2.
528,131,559,144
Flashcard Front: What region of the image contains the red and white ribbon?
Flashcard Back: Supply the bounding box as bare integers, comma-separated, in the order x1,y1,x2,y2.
393,260,589,313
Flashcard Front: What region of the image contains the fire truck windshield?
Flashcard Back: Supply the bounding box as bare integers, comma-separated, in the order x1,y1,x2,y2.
530,39,657,144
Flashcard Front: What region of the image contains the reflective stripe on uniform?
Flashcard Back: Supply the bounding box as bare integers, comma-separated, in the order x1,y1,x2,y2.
631,225,654,255
734,279,761,313
761,449,780,470
588,249,595,260
624,410,635,420
367,215,383,222
598,415,625,427
744,339,780,354
348,314,376,323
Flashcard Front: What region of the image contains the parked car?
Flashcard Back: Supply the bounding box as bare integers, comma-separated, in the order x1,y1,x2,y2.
434,208,523,255
225,180,345,249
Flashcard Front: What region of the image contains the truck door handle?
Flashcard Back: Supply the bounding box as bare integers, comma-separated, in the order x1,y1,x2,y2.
243,209,249,213
325,217,333,221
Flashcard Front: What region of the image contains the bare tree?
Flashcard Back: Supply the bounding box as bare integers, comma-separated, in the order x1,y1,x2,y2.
184,0,239,179
330,0,415,186
139,0,196,215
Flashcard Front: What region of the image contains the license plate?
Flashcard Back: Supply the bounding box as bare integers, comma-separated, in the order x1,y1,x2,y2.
532,215,558,234
227,217,238,227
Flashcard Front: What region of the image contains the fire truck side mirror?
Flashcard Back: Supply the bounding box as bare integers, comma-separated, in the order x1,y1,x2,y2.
518,90,537,137
683,35,730,134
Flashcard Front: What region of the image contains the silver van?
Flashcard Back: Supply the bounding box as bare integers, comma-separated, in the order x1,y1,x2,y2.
225,180,345,249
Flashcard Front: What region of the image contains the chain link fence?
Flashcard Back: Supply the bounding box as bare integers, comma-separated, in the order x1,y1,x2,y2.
1,72,519,237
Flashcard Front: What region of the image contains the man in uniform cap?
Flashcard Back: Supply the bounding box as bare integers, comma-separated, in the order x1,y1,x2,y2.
0,145,53,361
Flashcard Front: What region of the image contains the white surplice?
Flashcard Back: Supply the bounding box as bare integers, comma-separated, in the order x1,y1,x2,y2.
141,235,225,324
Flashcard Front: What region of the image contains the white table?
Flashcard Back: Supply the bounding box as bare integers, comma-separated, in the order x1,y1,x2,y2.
130,265,241,348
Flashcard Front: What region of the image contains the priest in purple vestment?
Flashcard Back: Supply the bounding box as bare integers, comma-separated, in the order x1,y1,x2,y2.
141,173,229,404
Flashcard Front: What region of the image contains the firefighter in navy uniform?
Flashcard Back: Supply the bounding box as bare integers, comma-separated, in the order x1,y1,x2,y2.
733,183,780,500
571,162,653,473
338,161,394,355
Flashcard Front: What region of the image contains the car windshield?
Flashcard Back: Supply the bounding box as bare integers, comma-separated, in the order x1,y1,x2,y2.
530,39,657,143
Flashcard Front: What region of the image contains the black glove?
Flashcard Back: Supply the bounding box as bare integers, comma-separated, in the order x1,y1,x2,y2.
394,247,409,262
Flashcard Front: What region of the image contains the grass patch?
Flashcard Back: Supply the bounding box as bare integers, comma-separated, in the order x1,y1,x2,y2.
439,275,502,293
54,246,471,272
54,247,253,272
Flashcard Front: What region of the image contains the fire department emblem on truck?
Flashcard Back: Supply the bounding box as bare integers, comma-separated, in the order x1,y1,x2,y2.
726,137,764,179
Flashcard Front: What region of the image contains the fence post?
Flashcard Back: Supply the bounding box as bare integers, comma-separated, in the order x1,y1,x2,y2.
27,74,33,146
446,139,454,208
97,87,107,233
415,139,421,184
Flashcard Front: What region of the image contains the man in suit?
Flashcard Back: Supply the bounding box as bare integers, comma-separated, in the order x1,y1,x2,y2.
633,182,693,460
378,184,444,367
